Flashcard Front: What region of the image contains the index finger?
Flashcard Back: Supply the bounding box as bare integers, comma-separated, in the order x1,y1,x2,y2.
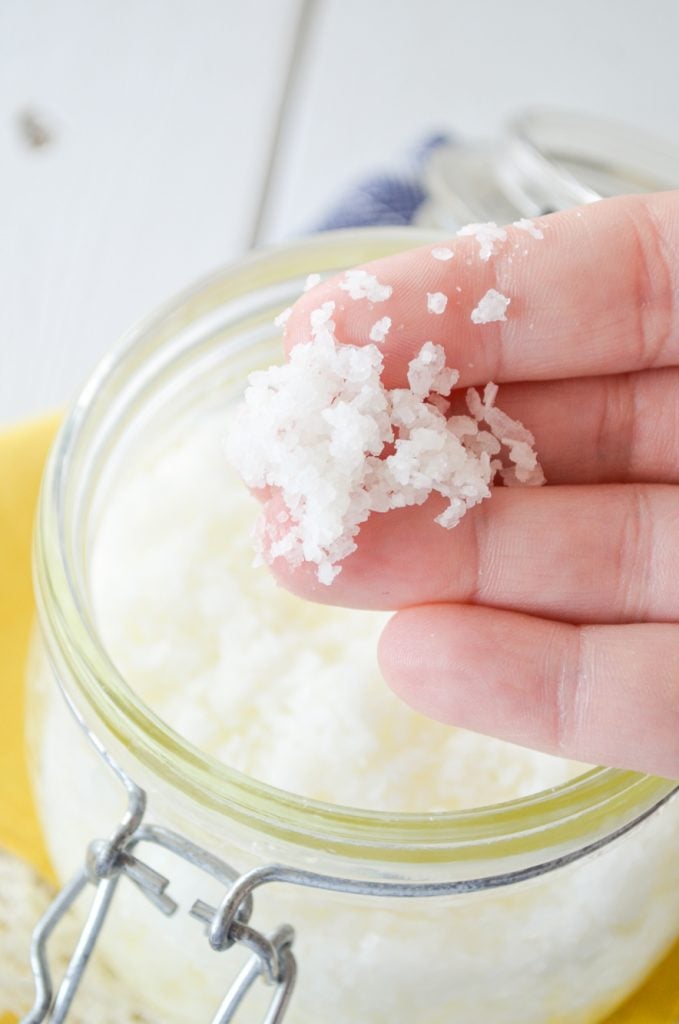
285,192,679,388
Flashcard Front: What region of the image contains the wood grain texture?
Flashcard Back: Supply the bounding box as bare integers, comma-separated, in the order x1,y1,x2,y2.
4,1,679,420
0,0,302,421
261,0,679,241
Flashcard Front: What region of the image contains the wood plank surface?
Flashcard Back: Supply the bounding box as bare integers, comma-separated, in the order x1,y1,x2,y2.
262,0,679,240
0,0,302,421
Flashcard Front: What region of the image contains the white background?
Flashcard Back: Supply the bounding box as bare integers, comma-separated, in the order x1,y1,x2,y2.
2,0,679,421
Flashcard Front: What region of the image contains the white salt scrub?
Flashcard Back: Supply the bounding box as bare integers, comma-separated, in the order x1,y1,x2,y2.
514,217,544,240
369,316,391,342
304,272,321,291
274,306,292,328
339,268,392,302
431,246,454,261
309,299,336,339
471,288,511,324
457,221,507,261
426,291,448,314
468,383,545,486
226,324,542,585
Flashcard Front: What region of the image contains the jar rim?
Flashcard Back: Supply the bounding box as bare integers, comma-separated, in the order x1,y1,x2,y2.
508,108,679,197
34,227,677,866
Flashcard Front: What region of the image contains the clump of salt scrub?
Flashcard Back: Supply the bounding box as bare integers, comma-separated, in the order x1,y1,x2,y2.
513,217,544,240
339,269,392,302
467,383,545,486
310,300,336,339
471,288,511,324
457,221,507,261
226,316,544,584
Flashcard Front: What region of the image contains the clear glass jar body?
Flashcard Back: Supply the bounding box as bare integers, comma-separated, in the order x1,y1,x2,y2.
28,229,679,1024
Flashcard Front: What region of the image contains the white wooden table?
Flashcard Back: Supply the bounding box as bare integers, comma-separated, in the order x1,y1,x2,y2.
3,0,679,423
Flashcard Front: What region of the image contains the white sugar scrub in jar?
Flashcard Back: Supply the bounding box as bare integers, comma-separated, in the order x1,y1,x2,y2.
27,230,679,1024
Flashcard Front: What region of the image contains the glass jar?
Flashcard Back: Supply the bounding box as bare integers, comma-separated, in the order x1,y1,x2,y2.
26,226,679,1024
416,108,679,228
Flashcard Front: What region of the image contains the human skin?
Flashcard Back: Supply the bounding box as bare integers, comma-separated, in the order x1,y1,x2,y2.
275,191,679,779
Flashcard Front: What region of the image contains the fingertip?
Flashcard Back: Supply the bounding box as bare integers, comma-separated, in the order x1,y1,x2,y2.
377,606,430,704
268,551,338,604
378,604,555,747
283,277,345,356
378,604,475,717
261,491,358,605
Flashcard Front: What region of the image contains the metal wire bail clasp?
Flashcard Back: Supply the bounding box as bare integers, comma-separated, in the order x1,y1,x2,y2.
21,774,297,1024
190,861,297,1024
21,780,156,1024
202,923,296,1024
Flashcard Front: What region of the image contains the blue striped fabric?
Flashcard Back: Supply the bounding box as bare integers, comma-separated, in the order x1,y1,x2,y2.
312,133,450,231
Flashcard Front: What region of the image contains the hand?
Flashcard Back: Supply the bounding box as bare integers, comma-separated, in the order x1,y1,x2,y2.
277,192,679,779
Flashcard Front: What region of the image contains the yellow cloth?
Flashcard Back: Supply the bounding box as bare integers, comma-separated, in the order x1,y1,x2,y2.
0,415,59,881
1,415,678,1022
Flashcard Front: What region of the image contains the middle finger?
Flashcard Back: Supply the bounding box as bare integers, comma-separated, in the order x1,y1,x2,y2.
271,483,679,624
490,366,679,485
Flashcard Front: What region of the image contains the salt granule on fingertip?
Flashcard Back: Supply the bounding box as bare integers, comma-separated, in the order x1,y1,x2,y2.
339,269,393,302
431,246,454,261
274,307,293,328
406,341,458,398
310,301,336,340
466,382,545,487
304,273,322,291
470,289,510,324
457,222,507,261
317,562,342,585
483,381,498,406
369,316,392,343
513,218,544,240
427,292,448,315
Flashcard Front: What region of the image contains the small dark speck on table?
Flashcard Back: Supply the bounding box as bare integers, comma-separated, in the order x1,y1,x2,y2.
16,108,55,149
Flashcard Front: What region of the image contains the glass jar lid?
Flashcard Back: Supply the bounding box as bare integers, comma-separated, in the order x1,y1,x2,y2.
417,108,679,228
